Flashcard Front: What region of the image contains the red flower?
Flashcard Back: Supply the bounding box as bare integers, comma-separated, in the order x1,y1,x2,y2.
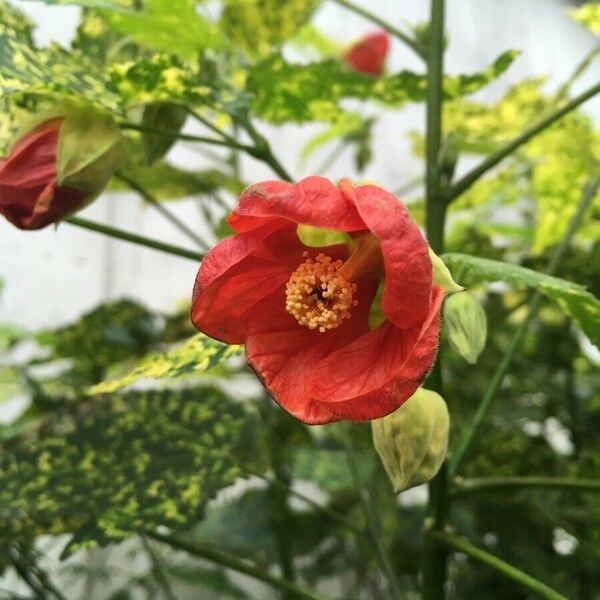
343,31,390,76
192,177,443,425
0,120,89,230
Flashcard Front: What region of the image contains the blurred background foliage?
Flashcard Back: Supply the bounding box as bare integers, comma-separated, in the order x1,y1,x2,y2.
0,0,599,598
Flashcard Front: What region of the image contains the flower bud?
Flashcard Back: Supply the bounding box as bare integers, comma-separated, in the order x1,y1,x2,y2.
0,103,124,230
343,31,390,77
443,291,487,364
371,388,449,494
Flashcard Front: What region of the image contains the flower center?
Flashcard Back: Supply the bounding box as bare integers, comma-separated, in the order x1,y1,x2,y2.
285,252,358,333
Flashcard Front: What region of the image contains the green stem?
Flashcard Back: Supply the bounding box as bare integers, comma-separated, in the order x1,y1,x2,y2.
446,81,600,203
451,476,600,497
430,531,568,600
449,174,600,477
553,43,600,105
64,216,204,262
115,172,210,251
237,115,294,182
243,467,366,536
315,140,346,175
140,535,176,600
343,428,403,599
331,0,426,61
393,174,425,198
149,532,329,600
422,1,448,599
424,0,446,255
119,121,254,153
187,108,239,144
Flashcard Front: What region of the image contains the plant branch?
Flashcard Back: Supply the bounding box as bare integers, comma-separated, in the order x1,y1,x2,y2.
119,121,255,153
431,531,568,600
331,0,426,61
446,81,600,203
451,476,600,497
115,172,210,251
236,114,294,182
64,216,204,262
449,174,600,477
343,428,403,600
243,467,366,536
422,1,448,598
554,42,600,104
140,535,176,600
148,532,329,600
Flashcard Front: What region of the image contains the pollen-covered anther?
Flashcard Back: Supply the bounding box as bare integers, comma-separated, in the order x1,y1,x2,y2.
285,252,358,333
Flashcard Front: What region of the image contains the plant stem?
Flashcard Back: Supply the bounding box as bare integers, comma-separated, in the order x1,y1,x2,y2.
451,476,600,497
393,174,425,198
8,548,66,600
449,174,600,477
64,216,204,262
119,121,254,153
424,0,446,256
140,535,176,600
446,81,600,203
187,108,239,144
554,43,600,104
343,428,403,600
430,531,568,600
422,1,448,599
236,115,294,182
331,0,426,61
243,467,366,536
115,172,210,251
148,532,329,600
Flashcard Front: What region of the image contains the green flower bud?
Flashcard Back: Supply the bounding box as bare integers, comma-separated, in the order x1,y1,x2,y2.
371,388,450,494
140,102,188,165
444,291,487,364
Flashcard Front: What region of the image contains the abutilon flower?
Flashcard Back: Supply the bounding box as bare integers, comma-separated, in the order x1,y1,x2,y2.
0,105,124,230
343,30,390,76
191,176,444,425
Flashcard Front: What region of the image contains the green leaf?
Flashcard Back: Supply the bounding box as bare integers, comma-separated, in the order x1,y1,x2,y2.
0,0,34,44
220,0,322,55
88,334,242,395
571,2,600,36
248,50,518,124
442,253,600,349
102,0,225,58
0,25,210,111
0,387,248,555
37,299,163,384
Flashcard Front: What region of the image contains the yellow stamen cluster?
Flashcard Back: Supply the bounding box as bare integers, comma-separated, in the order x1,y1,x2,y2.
285,252,358,333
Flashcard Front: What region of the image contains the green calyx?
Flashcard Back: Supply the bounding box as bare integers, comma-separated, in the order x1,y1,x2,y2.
443,291,488,364
56,104,125,193
371,388,450,494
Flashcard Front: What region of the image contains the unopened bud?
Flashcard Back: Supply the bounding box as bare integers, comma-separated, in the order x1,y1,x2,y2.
444,291,487,364
371,388,450,494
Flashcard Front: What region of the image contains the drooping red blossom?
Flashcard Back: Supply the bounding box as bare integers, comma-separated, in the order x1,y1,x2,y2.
343,30,390,76
192,177,443,425
0,120,89,230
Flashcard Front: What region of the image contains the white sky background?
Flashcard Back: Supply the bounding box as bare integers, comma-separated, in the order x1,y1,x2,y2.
0,0,598,330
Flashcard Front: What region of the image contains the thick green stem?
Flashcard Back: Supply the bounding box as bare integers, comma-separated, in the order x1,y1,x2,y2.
331,0,426,61
343,428,403,600
423,1,448,599
451,476,600,497
430,532,568,600
449,175,600,477
115,172,210,251
64,216,204,262
446,81,600,203
149,532,329,600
